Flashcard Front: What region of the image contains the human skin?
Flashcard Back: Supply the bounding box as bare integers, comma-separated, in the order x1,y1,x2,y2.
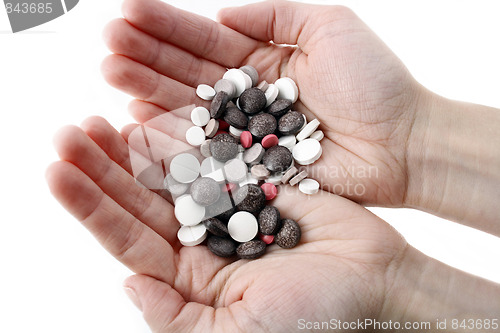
46,0,500,332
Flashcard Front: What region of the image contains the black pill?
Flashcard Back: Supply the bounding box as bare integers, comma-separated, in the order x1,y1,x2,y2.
278,111,305,135
236,239,267,259
266,99,292,118
207,235,237,257
210,133,239,162
258,206,281,235
262,145,293,172
248,113,277,139
239,87,267,114
234,184,266,214
210,91,230,119
224,106,248,129
203,217,229,237
275,219,301,249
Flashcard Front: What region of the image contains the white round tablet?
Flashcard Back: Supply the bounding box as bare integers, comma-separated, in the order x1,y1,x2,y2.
200,157,226,183
228,211,258,242
223,69,249,97
229,125,244,138
196,84,216,100
275,77,299,103
224,158,247,183
265,84,279,107
296,118,320,141
190,106,210,126
299,178,320,195
186,126,206,146
174,195,206,226
310,130,324,141
177,224,207,246
292,139,323,165
170,153,200,183
278,135,297,150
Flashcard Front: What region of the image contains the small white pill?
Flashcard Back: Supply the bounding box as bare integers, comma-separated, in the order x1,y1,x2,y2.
299,178,320,195
278,135,297,150
224,158,247,183
292,138,323,165
170,153,200,183
186,126,206,146
177,224,207,246
229,125,244,138
228,211,258,243
200,157,225,183
310,130,324,141
196,84,216,100
296,119,320,141
223,69,251,97
275,77,299,103
190,106,210,126
265,84,279,107
174,195,206,226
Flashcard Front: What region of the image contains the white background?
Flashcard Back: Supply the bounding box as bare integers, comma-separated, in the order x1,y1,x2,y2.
1,1,499,332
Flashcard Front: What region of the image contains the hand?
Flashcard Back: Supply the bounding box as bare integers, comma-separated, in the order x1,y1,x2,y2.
102,0,425,207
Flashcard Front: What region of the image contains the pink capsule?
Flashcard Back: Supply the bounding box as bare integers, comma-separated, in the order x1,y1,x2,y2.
240,131,253,148
261,134,279,148
261,183,277,200
259,233,275,245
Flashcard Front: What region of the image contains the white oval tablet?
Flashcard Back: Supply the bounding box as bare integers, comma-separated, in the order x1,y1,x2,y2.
264,84,279,107
170,153,200,183
292,139,322,165
229,125,244,138
278,135,297,150
190,106,210,126
177,224,207,246
296,118,320,141
223,69,249,97
200,157,226,183
186,126,206,146
275,77,299,103
174,195,206,226
310,130,324,141
299,178,320,195
228,211,258,242
196,84,216,100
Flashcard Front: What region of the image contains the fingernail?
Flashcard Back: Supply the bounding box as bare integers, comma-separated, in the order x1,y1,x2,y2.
124,287,142,311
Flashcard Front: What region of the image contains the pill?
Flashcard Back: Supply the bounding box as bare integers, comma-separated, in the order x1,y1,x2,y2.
210,91,230,119
190,177,221,206
203,217,229,237
170,153,200,184
223,68,251,97
258,206,281,235
207,235,237,257
200,139,212,158
239,87,267,114
205,119,219,138
218,120,230,130
240,131,253,148
299,178,320,195
278,111,305,135
174,195,206,226
257,80,269,92
266,99,292,118
310,130,324,141
177,224,207,246
264,84,279,107
224,158,247,183
278,135,297,150
292,138,322,165
281,166,298,184
251,164,270,180
296,118,320,142
265,172,284,186
289,170,308,186
239,173,259,186
248,113,277,139
210,133,239,162
233,184,266,214
190,106,211,126
261,134,279,148
239,65,259,86
259,234,275,245
228,211,259,243
204,191,235,221
275,219,301,249
275,77,299,103
163,173,189,196
200,156,225,183
196,84,216,100
261,183,278,200
214,79,236,99
262,145,293,172
243,143,265,165
237,240,267,259
229,125,244,138
223,106,248,129
186,126,206,146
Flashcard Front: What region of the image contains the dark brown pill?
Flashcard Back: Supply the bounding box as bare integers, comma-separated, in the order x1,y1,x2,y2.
210,133,239,162
258,206,281,235
210,91,230,119
262,145,293,172
266,99,292,118
205,191,236,222
275,219,301,249
234,184,266,214
248,113,277,139
190,177,221,206
278,111,305,135
239,87,267,114
224,106,248,129
203,217,229,237
237,239,267,259
207,235,237,257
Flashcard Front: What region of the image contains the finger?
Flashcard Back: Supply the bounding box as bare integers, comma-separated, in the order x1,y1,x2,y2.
128,99,191,123
46,161,177,284
103,18,226,88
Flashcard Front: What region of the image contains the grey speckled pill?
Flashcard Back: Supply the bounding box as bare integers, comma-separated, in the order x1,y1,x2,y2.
164,173,189,196
266,99,292,118
210,91,230,119
190,177,221,206
210,133,239,162
275,219,301,249
243,143,265,165
208,235,236,257
278,111,305,135
262,145,293,172
239,87,267,115
214,79,236,99
239,65,259,86
258,206,281,235
237,239,267,259
289,170,308,186
234,184,266,214
248,113,277,138
203,217,229,237
224,106,248,129
205,191,236,222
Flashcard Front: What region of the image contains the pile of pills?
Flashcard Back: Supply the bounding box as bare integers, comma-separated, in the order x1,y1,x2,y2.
166,66,324,259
